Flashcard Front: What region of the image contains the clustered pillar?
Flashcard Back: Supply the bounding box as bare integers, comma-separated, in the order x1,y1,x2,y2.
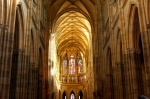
123,49,144,98
113,62,124,99
0,24,12,99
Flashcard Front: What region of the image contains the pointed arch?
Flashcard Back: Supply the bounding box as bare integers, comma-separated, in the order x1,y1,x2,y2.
10,4,25,98
14,4,25,49
128,3,144,65
12,4,25,51
78,90,83,99
116,29,122,62
62,91,67,99
30,29,34,62
52,8,92,32
106,47,112,75
128,4,141,48
70,91,75,99
128,3,146,95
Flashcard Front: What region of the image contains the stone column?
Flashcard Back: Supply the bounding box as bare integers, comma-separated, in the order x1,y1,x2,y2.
31,63,39,99
123,49,143,99
32,64,38,99
45,80,50,99
20,50,27,99
0,25,8,80
0,25,13,99
13,50,25,99
0,24,4,88
32,65,36,99
96,80,103,99
147,24,150,39
146,24,150,97
27,63,35,99
38,63,43,99
113,62,124,99
93,57,99,99
24,55,30,99
104,74,112,99
0,24,3,63
36,66,40,99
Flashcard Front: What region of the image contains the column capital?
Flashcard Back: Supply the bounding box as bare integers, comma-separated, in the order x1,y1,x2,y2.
0,24,8,29
147,24,150,29
13,49,25,54
3,25,8,30
127,48,141,54
0,24,3,28
29,63,36,70
30,63,35,66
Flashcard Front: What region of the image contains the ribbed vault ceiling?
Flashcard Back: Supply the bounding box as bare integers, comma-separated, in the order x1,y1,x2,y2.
51,0,95,57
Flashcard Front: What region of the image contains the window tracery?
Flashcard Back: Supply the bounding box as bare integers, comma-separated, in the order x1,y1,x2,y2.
77,54,83,73
69,54,76,74
61,52,86,83
62,55,68,74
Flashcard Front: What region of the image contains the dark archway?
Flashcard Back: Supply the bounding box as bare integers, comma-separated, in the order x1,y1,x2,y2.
10,5,21,99
52,92,56,99
62,91,67,99
78,90,83,99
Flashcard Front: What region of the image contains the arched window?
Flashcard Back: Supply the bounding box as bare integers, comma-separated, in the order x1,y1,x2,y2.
63,91,67,99
71,93,75,99
70,91,75,99
77,54,83,73
62,55,68,74
69,54,75,74
61,52,86,83
78,91,83,99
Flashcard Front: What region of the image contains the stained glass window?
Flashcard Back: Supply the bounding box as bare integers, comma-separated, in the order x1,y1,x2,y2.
61,52,85,83
71,93,75,99
69,54,75,74
77,54,83,73
62,55,68,74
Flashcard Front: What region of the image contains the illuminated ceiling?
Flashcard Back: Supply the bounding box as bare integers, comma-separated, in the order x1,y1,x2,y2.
50,0,96,57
